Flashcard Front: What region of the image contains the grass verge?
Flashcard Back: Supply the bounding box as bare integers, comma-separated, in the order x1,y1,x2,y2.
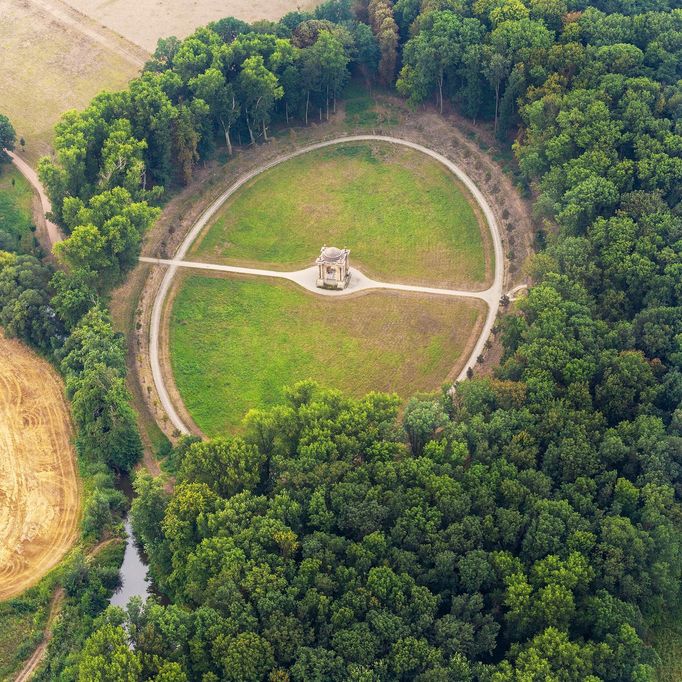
0,165,38,254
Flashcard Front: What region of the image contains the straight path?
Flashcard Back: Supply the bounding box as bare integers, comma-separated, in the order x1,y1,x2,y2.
146,135,506,436
8,151,64,247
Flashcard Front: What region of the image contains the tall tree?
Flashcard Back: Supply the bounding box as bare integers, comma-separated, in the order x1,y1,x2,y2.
308,31,350,119
0,113,16,162
398,11,485,113
78,624,142,682
189,68,241,155
237,55,283,143
368,0,400,85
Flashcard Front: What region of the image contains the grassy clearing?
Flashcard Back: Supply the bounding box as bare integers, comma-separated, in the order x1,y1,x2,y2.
343,81,400,128
0,165,37,254
169,274,484,435
0,580,54,679
650,604,682,681
0,0,138,164
192,142,491,289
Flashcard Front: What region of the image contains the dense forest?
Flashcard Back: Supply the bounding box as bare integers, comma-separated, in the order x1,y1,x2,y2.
0,115,138,677
2,0,682,678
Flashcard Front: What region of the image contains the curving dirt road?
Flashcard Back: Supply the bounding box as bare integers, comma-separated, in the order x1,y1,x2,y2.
8,151,64,247
13,588,64,682
146,135,506,435
12,537,119,681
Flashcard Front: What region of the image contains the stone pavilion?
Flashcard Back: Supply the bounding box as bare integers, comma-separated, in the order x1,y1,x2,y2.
315,245,351,290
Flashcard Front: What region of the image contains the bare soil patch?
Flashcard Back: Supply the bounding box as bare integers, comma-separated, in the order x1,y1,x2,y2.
61,0,320,51
0,333,80,601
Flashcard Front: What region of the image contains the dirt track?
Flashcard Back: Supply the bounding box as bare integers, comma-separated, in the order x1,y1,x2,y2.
8,151,64,248
13,588,64,682
26,0,147,67
0,334,80,602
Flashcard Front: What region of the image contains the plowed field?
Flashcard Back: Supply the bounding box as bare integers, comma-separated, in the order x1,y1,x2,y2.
0,333,80,601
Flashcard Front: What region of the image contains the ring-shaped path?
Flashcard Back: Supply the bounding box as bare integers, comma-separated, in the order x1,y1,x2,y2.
147,135,505,435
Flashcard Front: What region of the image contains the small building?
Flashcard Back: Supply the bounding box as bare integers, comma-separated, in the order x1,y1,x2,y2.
316,245,351,290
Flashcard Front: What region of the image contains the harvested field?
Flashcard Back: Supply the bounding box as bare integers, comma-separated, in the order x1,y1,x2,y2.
0,333,80,601
0,0,141,164
62,0,320,51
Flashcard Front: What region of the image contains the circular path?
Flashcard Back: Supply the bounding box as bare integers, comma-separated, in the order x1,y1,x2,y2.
146,135,506,435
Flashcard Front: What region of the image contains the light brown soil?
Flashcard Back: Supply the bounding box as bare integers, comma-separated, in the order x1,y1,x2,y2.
0,333,80,602
61,0,320,51
0,0,142,164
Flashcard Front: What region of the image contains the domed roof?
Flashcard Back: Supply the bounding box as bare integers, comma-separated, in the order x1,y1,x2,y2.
316,245,350,264
322,246,343,259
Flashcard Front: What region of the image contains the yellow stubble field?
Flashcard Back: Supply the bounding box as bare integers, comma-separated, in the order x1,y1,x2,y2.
0,333,80,601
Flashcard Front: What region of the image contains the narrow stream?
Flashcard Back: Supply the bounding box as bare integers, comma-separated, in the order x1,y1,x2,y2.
110,518,152,607
110,474,151,607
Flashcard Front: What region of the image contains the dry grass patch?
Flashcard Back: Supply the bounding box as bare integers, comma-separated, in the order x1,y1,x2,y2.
0,0,139,164
62,0,320,51
169,274,485,434
0,333,80,601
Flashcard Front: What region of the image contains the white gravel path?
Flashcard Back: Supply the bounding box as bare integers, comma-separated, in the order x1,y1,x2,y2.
139,257,497,303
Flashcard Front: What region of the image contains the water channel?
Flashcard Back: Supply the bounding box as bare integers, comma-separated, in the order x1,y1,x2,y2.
110,475,152,607
110,518,152,607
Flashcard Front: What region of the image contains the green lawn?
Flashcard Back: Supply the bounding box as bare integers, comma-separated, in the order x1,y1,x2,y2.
650,603,682,681
170,275,484,434
0,580,53,680
0,165,36,254
191,142,491,289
